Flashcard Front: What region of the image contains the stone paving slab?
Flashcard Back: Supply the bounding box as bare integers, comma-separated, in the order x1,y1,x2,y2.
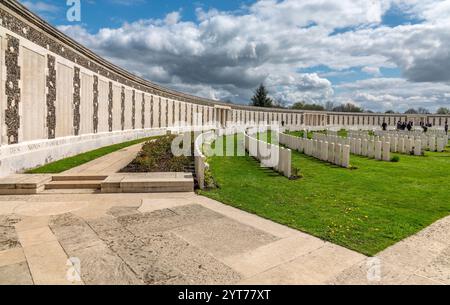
0,262,33,285
72,243,142,285
0,192,449,285
0,215,22,251
222,235,326,278
0,247,26,267
172,216,279,259
415,245,450,284
23,241,79,285
240,244,365,285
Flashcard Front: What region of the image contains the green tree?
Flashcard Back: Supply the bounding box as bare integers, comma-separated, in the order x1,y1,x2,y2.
250,84,273,107
385,110,395,114
405,108,418,114
324,101,335,111
273,99,287,109
436,107,450,114
418,107,430,114
333,103,363,113
291,102,325,111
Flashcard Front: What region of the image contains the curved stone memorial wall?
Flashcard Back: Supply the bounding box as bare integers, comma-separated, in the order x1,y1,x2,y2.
0,1,449,176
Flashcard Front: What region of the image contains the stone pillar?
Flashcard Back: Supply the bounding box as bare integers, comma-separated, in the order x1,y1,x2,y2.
362,139,368,156
342,145,350,168
414,139,422,156
375,141,382,160
399,138,405,154
334,144,341,165
366,140,373,158
313,140,319,158
308,139,313,156
408,138,414,154
356,139,362,155
405,138,411,154
437,137,445,152
322,141,329,162
328,143,335,163
383,142,390,161
429,136,436,152
392,137,398,153
284,148,292,178
350,138,355,154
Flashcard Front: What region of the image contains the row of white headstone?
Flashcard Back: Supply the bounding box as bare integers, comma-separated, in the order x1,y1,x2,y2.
245,131,292,178
279,133,350,168
314,133,392,161
372,131,447,153
346,131,446,155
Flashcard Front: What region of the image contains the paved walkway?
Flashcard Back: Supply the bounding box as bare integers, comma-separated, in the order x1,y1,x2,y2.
0,192,448,285
62,143,144,175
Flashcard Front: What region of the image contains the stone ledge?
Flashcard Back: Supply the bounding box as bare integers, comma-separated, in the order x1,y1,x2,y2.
0,172,194,195
102,173,194,193
0,174,52,194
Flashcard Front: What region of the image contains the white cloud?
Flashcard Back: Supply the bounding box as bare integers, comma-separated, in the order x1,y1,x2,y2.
336,78,450,112
165,11,181,26
21,1,59,14
362,66,382,76
57,0,450,112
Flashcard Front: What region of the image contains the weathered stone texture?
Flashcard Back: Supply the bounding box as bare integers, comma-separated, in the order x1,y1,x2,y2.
0,214,22,251
172,100,175,125
165,99,169,126
150,96,154,127
108,82,113,132
141,93,145,129
132,90,136,129
46,55,56,139
158,98,162,128
73,67,81,136
93,75,99,133
121,87,125,130
5,35,20,144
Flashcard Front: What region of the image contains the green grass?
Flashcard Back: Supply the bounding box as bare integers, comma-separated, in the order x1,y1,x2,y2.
26,136,162,174
200,133,450,256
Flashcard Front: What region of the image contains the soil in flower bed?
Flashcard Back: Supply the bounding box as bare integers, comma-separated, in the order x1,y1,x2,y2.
121,135,193,173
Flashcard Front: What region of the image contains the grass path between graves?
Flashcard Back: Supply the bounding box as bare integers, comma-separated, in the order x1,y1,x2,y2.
200,133,450,256
26,136,162,174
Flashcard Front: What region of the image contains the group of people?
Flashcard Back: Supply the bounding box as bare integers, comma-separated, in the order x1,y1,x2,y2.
390,120,449,134
394,121,416,131
419,121,433,132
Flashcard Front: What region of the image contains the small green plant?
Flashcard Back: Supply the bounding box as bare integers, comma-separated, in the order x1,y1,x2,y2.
203,167,217,189
122,135,193,172
290,167,302,180
391,156,400,162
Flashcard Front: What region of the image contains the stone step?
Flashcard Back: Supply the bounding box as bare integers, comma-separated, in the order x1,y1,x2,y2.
52,175,108,182
101,172,195,193
40,189,100,195
45,180,102,190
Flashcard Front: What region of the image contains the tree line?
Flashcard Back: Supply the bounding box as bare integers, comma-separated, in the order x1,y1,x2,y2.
249,84,450,115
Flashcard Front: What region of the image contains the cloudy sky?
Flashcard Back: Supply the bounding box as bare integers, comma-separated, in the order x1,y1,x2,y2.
21,0,450,113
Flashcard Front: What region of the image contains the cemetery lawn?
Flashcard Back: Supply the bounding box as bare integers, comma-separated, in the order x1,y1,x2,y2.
200,135,450,256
